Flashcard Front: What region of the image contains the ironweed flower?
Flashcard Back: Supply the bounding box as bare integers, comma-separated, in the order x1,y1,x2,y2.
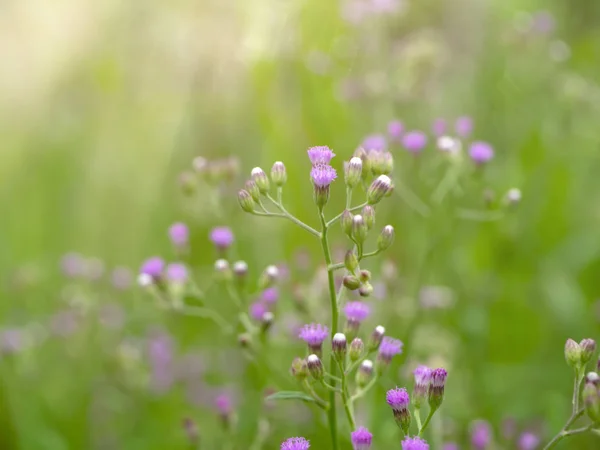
344,301,370,334
401,436,430,450
168,222,189,247
140,257,165,279
148,331,174,393
261,287,279,305
386,387,411,434
351,426,373,450
428,367,448,410
210,227,234,250
377,336,403,366
166,263,188,283
299,323,329,356
455,116,473,137
442,443,458,450
412,365,432,408
281,437,310,450
291,357,309,381
111,266,132,290
250,302,268,322
402,131,427,153
61,252,85,278
311,164,337,208
377,225,395,251
584,380,600,422
307,146,335,165
469,141,494,164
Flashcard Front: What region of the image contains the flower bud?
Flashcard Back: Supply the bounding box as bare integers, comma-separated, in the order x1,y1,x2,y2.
251,167,270,194
238,189,255,213
583,381,600,423
345,157,363,188
349,338,364,362
291,357,309,381
307,354,324,380
377,225,395,252
565,338,583,368
179,171,197,195
356,359,373,388
362,206,376,230
380,151,394,174
344,250,359,273
232,260,248,280
367,175,393,205
261,311,274,334
245,180,261,202
214,259,232,281
505,188,522,206
580,339,596,365
271,161,287,187
352,215,368,243
354,148,372,180
586,372,600,386
368,325,385,352
386,387,411,435
428,368,448,411
368,150,384,176
341,210,354,236
258,265,279,290
238,333,252,348
359,270,371,283
412,366,433,409
358,282,373,297
343,275,361,291
332,333,347,363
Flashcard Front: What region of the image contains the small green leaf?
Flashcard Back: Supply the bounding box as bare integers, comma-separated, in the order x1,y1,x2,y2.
265,391,316,403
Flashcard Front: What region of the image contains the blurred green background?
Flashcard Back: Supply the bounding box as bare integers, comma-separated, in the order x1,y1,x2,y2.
2,0,600,448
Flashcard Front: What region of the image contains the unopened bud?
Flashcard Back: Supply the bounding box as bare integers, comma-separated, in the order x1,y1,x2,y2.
362,206,376,230
343,275,361,291
307,354,324,380
352,215,368,243
341,210,354,236
580,339,596,365
377,225,395,251
356,359,373,387
261,312,274,333
565,338,583,369
344,250,359,273
238,189,255,213
359,270,371,283
345,157,363,188
354,148,372,180
586,372,600,386
182,418,199,446
387,388,411,435
214,259,232,281
380,151,394,174
349,338,364,362
367,175,393,205
258,265,279,290
369,150,384,176
179,171,196,195
245,180,261,202
137,273,154,288
505,188,522,206
332,333,347,362
291,357,309,381
427,368,448,411
359,282,373,297
251,167,270,194
368,325,385,351
584,381,600,422
233,261,248,279
238,333,251,348
271,161,287,187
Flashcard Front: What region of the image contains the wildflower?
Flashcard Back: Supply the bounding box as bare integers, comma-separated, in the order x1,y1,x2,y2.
455,116,473,137
428,367,448,410
299,323,329,356
311,164,337,207
518,432,540,450
437,136,460,154
332,333,348,362
377,225,394,251
412,365,432,408
251,167,270,194
232,260,248,279
377,336,403,368
344,301,370,335
368,325,385,351
166,263,188,283
401,436,430,450
214,392,234,428
168,222,189,247
388,120,404,140
402,131,428,153
345,157,363,188
271,161,287,187
432,118,447,136
470,420,492,450
250,302,268,322
366,175,393,204
362,134,387,152
469,141,494,164
587,371,600,385
349,338,364,361
351,427,373,450
281,437,310,450
258,264,279,289
307,146,335,165
386,387,411,434
261,287,279,305
505,188,522,205
140,257,165,279
307,354,324,380
210,227,234,250
356,359,373,387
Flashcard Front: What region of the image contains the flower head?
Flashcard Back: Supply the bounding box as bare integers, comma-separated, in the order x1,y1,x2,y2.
413,365,433,408
261,287,279,305
378,336,403,362
281,437,310,450
140,257,165,278
166,263,188,282
249,301,268,322
344,301,371,323
432,118,447,136
307,146,335,165
518,432,540,450
471,420,492,450
299,323,329,347
214,393,233,416
402,131,428,153
431,367,448,387
210,227,234,250
455,116,473,137
169,222,189,247
469,141,494,164
61,252,84,278
386,387,410,411
388,120,404,140
310,164,337,187
401,437,430,450
351,427,373,450
362,134,387,152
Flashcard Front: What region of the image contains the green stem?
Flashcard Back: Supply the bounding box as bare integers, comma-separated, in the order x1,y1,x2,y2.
337,360,356,430
414,408,422,431
326,202,368,227
266,194,321,237
430,164,460,205
320,379,342,393
542,409,586,450
302,380,329,410
177,306,233,333
393,178,431,217
351,376,378,402
319,209,340,450
418,408,437,436
328,250,380,271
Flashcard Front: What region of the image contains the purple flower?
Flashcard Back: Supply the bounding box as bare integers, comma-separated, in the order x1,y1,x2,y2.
169,222,189,247
431,367,448,387
455,116,473,137
166,263,188,282
61,252,84,278
518,432,540,450
250,302,268,321
362,134,387,151
413,365,432,407
401,436,430,450
469,141,494,164
432,118,447,136
140,257,165,278
111,266,132,290
307,146,335,165
214,393,233,416
281,437,310,450
378,336,403,362
310,164,337,187
386,387,410,411
261,287,279,305
388,120,404,140
344,302,370,333
471,420,492,450
402,131,428,153
299,323,329,355
351,427,373,450
210,227,234,250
